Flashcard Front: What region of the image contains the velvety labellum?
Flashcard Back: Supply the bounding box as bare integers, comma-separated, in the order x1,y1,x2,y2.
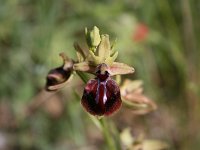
81,76,122,116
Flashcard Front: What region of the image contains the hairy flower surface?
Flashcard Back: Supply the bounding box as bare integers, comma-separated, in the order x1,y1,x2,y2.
81,63,122,116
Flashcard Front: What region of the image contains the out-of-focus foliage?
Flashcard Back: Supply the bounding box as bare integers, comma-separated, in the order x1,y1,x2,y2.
0,0,200,150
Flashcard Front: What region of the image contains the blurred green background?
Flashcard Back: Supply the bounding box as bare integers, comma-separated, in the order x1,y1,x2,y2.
0,0,200,149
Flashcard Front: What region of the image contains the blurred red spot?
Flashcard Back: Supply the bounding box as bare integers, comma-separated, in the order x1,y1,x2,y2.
133,23,149,42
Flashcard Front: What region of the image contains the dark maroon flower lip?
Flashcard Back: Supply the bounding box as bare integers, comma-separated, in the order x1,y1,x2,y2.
81,63,122,116
81,78,122,116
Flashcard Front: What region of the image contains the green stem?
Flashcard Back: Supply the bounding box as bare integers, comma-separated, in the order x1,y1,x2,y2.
76,71,89,84
99,118,116,150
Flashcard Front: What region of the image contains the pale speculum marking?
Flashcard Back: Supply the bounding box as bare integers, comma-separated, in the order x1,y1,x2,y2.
95,79,108,105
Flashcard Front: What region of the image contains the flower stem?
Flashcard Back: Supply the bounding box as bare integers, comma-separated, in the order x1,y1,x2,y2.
99,118,116,150
76,71,89,83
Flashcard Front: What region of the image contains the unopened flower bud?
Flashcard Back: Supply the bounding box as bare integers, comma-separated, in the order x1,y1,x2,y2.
85,26,101,49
